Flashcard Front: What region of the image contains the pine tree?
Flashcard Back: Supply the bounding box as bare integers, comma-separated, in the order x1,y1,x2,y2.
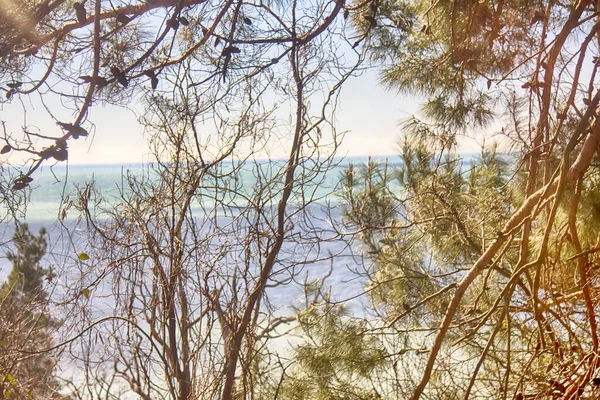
284,1,600,398
0,224,65,399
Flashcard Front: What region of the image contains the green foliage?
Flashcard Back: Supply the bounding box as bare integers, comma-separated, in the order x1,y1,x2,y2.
0,224,65,400
576,169,600,245
274,303,386,400
366,0,547,130
273,138,519,398
334,139,520,395
2,224,49,300
341,158,397,250
328,1,600,396
347,136,512,282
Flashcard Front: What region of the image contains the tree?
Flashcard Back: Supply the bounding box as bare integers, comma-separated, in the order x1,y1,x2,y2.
263,296,388,400
316,0,600,399
0,224,66,399
0,0,377,398
51,9,360,398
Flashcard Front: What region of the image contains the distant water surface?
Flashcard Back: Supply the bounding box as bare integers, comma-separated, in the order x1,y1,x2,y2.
0,153,493,311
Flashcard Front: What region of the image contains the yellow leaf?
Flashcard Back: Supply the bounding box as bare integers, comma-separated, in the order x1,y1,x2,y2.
6,373,14,385
78,253,90,261
81,288,90,299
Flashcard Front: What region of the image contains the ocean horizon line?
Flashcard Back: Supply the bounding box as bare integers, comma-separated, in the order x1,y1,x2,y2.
28,151,512,170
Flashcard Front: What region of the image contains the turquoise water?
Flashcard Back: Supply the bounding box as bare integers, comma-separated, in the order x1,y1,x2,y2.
15,156,404,222
15,152,496,223
20,163,149,222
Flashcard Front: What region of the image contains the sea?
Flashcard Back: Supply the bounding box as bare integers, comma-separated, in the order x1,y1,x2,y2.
0,156,410,315
0,153,495,313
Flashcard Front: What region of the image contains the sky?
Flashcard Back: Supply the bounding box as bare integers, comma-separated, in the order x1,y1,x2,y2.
0,65,488,166
64,69,421,165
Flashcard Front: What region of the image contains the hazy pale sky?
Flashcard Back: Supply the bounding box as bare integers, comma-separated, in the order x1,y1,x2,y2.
64,69,423,165
1,68,486,166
